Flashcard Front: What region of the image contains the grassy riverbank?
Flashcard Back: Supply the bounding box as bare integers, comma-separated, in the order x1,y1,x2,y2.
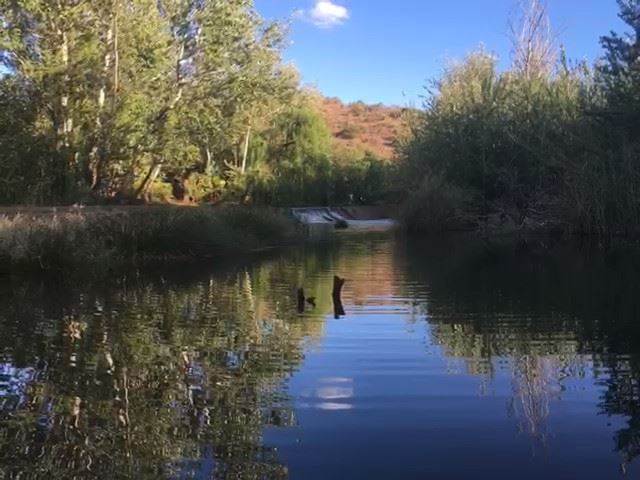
0,206,297,272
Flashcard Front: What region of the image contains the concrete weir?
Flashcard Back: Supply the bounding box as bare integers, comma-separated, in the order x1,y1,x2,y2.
290,206,396,231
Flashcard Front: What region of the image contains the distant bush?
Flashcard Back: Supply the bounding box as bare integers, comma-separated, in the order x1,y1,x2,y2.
399,49,589,234
247,152,394,207
349,102,367,116
336,125,362,140
224,105,398,207
400,175,474,233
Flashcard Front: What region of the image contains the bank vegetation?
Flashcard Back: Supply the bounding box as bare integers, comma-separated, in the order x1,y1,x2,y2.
0,0,394,207
400,0,640,239
0,206,296,271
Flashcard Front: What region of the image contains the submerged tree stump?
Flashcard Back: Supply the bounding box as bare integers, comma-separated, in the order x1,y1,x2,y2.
297,288,306,314
332,276,345,319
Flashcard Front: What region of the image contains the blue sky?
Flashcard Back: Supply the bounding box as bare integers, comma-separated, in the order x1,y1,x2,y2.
255,0,626,106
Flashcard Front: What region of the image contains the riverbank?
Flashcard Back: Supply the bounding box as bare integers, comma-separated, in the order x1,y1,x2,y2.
0,206,298,272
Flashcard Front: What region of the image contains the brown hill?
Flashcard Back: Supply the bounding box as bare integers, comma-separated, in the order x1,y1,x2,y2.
318,97,409,161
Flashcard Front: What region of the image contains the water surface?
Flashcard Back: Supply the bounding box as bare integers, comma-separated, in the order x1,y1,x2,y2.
1,233,640,479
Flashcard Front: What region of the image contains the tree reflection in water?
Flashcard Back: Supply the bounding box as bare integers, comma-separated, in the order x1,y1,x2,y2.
3,234,640,477
405,235,640,470
0,234,390,479
0,257,327,479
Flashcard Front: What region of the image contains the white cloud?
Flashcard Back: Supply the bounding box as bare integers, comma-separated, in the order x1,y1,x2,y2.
307,1,349,28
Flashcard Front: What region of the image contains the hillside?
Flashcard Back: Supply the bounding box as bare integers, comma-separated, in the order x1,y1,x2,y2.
318,97,408,161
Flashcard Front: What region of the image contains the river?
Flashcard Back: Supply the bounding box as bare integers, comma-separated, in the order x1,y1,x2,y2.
1,232,639,479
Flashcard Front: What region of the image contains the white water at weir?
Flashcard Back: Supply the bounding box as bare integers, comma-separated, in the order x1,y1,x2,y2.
290,207,396,230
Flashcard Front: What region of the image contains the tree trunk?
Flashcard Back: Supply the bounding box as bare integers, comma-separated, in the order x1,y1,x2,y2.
113,8,119,93
53,27,73,198
241,125,251,174
56,29,71,153
151,42,185,134
171,176,190,202
135,162,162,200
90,15,115,191
201,145,213,175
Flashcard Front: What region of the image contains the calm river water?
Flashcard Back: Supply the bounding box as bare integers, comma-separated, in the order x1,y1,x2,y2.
1,232,640,479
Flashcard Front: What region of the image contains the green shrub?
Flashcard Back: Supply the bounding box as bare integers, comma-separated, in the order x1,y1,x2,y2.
399,49,591,234
561,142,640,236
400,175,474,233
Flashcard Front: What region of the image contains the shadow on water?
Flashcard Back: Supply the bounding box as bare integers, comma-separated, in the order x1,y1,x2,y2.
402,234,640,472
2,232,640,478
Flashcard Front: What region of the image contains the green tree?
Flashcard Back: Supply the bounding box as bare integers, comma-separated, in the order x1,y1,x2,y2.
599,0,640,136
0,0,298,203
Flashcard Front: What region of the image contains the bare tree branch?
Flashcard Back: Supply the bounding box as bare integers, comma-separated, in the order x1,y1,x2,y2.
509,0,558,79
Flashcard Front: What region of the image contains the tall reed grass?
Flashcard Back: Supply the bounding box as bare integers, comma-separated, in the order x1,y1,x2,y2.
0,206,297,271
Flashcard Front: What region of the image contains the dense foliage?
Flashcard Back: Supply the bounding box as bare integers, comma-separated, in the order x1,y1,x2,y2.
0,0,391,206
401,0,640,237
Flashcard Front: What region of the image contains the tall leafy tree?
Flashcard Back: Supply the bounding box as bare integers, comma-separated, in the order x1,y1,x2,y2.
0,0,298,202
599,0,640,134
1,0,100,197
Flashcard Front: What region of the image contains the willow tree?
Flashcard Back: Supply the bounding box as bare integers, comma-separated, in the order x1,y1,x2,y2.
172,6,298,180
1,0,298,202
0,0,174,199
134,0,298,198
1,0,99,197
